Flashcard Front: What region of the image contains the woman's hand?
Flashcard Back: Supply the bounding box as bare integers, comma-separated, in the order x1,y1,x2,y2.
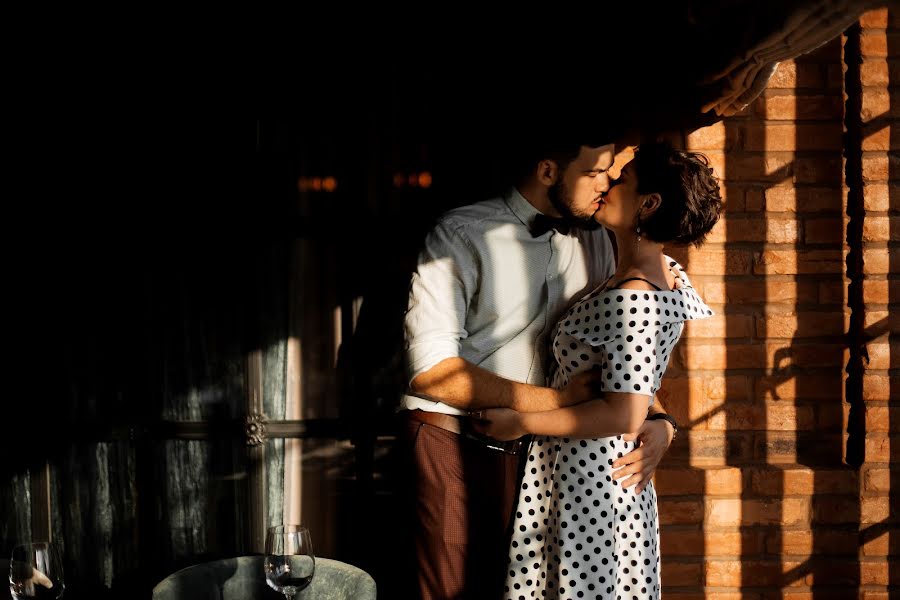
472,408,527,441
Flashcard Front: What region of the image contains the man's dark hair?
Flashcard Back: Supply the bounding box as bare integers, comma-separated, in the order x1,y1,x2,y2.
632,141,723,247
503,116,620,187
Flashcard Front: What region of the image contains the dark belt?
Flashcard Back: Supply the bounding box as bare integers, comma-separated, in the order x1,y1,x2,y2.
405,409,527,455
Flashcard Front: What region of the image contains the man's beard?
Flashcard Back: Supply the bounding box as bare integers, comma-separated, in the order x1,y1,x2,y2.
548,179,599,229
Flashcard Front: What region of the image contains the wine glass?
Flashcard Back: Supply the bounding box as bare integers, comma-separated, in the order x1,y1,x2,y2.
264,525,315,600
9,542,65,599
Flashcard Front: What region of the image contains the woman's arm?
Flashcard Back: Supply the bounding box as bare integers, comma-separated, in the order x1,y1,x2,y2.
476,393,649,440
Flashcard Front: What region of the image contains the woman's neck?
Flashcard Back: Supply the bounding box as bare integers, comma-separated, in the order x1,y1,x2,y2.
611,230,671,287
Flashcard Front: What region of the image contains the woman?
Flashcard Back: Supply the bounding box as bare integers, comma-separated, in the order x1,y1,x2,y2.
477,140,723,600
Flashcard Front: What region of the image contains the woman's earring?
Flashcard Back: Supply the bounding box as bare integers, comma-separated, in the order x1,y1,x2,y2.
636,224,642,244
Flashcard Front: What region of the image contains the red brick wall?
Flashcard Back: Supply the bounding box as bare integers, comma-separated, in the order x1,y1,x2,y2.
649,8,899,599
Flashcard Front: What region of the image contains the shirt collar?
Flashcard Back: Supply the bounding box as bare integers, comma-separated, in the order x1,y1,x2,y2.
504,187,544,231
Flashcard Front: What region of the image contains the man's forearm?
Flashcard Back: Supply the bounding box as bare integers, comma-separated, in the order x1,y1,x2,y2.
409,357,567,412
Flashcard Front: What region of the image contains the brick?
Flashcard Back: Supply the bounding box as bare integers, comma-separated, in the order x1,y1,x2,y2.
861,216,890,242
861,183,892,211
793,156,843,185
654,468,706,496
861,88,891,122
702,466,744,495
762,185,844,213
768,529,812,556
744,187,766,211
804,217,844,244
862,279,889,304
756,94,843,121
701,279,819,305
714,184,741,211
863,310,895,339
755,374,847,401
866,342,892,369
825,63,844,89
755,250,844,275
705,376,751,401
769,528,859,556
783,343,846,368
767,61,798,88
864,467,891,493
660,560,703,586
706,560,808,587
859,560,890,585
681,343,764,370
860,592,892,600
706,217,800,244
860,31,888,57
759,431,845,464
865,433,896,462
758,312,847,338
702,151,727,181
682,248,754,275
655,377,701,427
767,60,828,90
658,499,704,524
684,314,752,339
703,219,727,243
802,559,888,586
743,123,843,152
749,467,813,495
686,122,733,151
819,401,847,430
813,496,862,524
669,431,754,466
810,469,860,494
866,406,894,431
764,219,800,243
859,8,889,29
861,124,892,151
860,496,894,523
722,153,795,183
667,594,753,600
861,530,891,556
712,401,815,432
706,497,810,526
658,376,752,423
862,374,894,401
690,398,724,431
860,153,900,183
862,248,890,274
818,279,847,304
661,528,762,557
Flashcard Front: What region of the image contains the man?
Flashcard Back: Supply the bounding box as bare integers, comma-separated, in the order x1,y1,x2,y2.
402,132,677,599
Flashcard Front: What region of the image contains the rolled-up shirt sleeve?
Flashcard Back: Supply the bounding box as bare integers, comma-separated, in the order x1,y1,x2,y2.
404,221,479,384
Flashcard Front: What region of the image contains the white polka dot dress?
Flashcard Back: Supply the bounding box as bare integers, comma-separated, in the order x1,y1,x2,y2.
504,258,713,600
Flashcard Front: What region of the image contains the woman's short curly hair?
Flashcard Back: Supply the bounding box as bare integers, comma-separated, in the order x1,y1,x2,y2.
632,141,723,247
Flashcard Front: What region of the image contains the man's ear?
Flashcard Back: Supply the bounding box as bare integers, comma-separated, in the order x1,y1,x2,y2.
536,159,558,186
640,193,662,219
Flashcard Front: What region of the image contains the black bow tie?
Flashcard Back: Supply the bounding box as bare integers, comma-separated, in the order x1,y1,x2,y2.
530,214,571,237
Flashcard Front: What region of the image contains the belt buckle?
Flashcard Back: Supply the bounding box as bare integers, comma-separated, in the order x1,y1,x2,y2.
463,431,524,455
